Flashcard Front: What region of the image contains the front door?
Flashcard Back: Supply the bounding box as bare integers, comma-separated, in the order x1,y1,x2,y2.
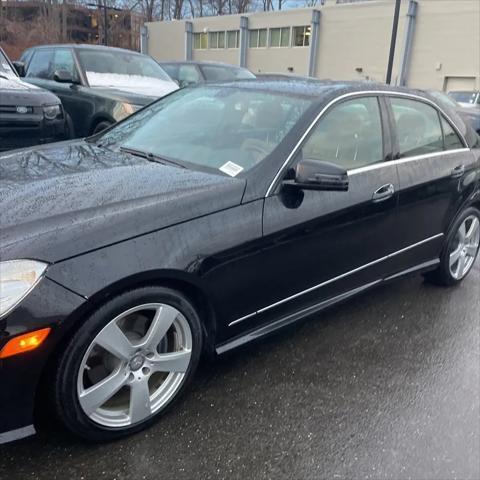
228,95,402,335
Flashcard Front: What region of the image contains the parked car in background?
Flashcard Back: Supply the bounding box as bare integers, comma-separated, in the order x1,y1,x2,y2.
449,91,480,108
0,46,67,151
429,90,480,135
1,79,479,444
16,44,178,137
159,60,255,87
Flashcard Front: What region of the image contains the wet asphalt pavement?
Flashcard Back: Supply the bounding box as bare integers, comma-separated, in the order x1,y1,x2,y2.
1,262,479,480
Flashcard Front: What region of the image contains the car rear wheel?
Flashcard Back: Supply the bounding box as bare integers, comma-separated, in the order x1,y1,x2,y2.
426,206,480,286
92,120,113,135
54,286,203,441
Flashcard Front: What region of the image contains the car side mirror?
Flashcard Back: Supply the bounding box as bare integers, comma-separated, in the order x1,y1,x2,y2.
284,159,349,192
12,61,25,77
53,69,74,83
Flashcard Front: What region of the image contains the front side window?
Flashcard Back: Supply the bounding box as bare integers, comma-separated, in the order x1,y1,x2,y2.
300,97,383,170
227,30,239,49
26,49,54,79
270,27,290,47
53,49,80,82
293,26,311,47
96,86,313,175
249,29,267,48
391,97,443,158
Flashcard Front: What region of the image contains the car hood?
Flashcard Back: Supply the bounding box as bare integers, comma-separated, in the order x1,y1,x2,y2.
0,141,245,263
87,74,178,105
0,76,61,106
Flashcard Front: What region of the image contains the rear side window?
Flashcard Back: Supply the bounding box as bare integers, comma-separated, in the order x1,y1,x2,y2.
200,65,254,82
391,97,443,158
26,49,54,79
300,96,384,170
441,117,464,151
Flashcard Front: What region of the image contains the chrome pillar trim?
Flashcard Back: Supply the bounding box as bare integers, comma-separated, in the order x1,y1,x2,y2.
265,90,469,197
185,21,193,61
308,10,321,77
228,233,444,327
0,424,35,445
398,0,418,87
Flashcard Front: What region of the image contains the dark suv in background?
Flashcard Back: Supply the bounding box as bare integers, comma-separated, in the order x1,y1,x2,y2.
16,44,178,137
0,47,67,151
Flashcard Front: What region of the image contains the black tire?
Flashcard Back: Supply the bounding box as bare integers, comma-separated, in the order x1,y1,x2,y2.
92,120,112,135
54,286,203,442
425,206,480,286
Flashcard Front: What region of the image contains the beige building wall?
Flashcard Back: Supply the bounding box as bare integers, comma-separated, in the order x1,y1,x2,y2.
146,0,480,91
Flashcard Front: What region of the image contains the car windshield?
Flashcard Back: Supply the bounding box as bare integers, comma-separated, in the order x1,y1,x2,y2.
96,86,312,175
0,50,17,78
77,48,172,87
449,91,479,105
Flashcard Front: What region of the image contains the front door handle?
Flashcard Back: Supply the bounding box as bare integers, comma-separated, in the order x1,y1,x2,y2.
451,164,465,179
372,183,395,202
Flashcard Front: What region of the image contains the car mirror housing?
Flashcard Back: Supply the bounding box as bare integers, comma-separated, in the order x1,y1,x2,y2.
12,61,25,77
53,69,74,84
284,159,349,192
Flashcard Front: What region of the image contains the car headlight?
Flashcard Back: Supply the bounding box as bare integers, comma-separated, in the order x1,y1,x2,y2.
0,260,48,318
113,102,143,121
43,104,62,120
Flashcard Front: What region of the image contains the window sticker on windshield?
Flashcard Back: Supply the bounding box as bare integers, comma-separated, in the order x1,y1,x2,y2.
219,161,244,177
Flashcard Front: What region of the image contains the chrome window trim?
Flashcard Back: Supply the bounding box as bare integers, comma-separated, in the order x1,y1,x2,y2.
228,233,443,327
348,148,471,176
265,90,469,197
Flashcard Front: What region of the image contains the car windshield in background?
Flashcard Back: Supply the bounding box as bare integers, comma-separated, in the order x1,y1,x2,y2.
200,65,255,82
449,91,479,105
0,50,16,78
77,49,172,87
96,86,312,175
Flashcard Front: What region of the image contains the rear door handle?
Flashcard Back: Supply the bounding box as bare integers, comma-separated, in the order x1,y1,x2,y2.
372,183,395,202
451,164,465,179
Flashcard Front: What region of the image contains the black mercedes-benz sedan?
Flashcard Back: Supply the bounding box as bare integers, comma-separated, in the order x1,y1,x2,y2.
1,79,479,444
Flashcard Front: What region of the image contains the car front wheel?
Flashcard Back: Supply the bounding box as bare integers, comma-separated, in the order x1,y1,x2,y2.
54,286,203,441
426,206,480,286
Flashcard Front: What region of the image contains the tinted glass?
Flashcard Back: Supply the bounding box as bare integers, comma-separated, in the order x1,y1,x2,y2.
53,49,79,82
441,117,464,150
178,65,201,86
0,50,16,78
301,97,383,170
391,97,443,158
96,86,312,175
200,65,255,82
26,49,54,79
449,91,479,105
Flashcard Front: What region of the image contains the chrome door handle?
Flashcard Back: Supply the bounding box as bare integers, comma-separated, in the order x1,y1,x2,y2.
451,164,465,179
372,183,395,202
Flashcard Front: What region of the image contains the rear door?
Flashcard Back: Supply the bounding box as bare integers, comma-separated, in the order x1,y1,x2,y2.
386,95,475,271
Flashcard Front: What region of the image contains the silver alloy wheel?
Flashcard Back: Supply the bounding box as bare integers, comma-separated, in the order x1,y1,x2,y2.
449,214,480,280
77,303,192,428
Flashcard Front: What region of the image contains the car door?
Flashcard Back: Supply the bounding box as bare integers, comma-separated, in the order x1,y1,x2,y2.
227,95,402,335
386,95,476,271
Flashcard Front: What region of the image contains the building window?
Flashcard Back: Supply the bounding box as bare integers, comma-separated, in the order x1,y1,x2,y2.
249,28,267,48
194,32,208,49
293,26,311,47
226,30,239,49
209,31,225,49
269,27,290,48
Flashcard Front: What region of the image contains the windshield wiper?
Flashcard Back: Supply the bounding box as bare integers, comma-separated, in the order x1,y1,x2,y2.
120,146,186,169
0,73,11,80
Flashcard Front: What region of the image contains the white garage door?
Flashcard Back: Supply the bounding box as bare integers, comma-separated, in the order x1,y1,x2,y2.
444,76,476,92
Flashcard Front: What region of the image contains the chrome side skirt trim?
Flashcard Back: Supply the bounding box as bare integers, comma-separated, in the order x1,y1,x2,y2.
228,233,443,327
219,257,441,354
265,90,469,197
0,424,35,445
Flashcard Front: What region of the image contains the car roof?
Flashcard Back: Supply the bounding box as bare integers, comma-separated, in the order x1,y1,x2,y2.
207,78,433,102
31,44,146,56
